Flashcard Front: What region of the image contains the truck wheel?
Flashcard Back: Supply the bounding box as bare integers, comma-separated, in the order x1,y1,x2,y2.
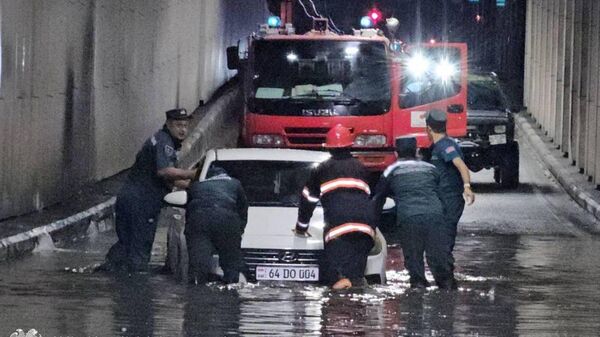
498,142,519,188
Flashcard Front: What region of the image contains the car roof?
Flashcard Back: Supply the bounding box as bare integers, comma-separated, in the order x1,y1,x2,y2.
211,148,331,163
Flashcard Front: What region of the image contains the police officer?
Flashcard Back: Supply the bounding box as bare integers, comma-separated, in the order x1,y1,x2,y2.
295,124,375,289
185,166,248,284
425,109,475,251
373,136,456,289
102,108,197,272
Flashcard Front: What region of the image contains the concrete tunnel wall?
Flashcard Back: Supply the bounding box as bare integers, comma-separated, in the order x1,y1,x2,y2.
524,0,600,186
0,0,269,219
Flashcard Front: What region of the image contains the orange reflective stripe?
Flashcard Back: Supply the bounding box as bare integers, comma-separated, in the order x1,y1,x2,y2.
320,178,371,196
324,222,375,242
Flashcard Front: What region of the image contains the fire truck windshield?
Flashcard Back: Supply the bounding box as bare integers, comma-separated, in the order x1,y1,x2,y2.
249,40,390,116
399,46,462,108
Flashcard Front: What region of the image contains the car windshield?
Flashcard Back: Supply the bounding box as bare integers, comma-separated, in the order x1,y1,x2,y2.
250,40,390,116
468,79,507,111
208,160,319,207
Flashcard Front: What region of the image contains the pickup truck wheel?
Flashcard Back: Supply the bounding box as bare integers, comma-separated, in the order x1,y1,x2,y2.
498,143,519,188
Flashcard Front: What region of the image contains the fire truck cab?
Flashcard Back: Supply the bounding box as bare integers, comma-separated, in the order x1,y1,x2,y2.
227,19,467,172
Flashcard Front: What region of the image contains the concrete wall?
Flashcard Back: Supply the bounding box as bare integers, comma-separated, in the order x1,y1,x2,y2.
0,0,268,219
524,0,600,185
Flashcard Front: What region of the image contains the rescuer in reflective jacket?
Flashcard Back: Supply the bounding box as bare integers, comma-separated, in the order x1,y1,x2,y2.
102,108,197,272
294,124,375,289
373,136,456,289
185,166,249,284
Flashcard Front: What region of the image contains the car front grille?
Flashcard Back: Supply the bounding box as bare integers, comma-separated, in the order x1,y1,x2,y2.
243,248,322,281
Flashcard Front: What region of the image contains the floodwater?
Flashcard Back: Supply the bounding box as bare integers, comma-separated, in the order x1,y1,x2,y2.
2,136,600,336
1,231,599,337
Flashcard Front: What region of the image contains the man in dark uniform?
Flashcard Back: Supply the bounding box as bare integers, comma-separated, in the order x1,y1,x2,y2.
294,124,375,289
102,108,197,272
373,137,456,289
426,109,475,253
185,166,248,284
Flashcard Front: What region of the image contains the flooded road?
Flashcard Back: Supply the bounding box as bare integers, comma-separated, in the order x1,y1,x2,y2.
1,137,600,336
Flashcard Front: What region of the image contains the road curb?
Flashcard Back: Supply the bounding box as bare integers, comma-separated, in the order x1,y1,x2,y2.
0,198,116,262
516,113,600,225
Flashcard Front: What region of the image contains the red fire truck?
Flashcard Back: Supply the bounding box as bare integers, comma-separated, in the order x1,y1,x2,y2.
227,18,467,171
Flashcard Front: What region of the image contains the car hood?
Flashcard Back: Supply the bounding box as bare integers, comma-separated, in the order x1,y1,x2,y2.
467,109,509,124
242,206,325,250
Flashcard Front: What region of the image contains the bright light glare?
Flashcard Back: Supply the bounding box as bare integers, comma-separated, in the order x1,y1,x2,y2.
407,53,429,78
267,16,281,28
286,52,298,62
360,16,373,28
344,46,359,58
435,58,457,82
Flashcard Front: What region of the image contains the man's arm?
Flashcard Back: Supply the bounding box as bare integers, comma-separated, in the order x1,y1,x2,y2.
237,183,249,230
452,157,475,205
295,169,320,235
157,167,197,182
370,174,391,228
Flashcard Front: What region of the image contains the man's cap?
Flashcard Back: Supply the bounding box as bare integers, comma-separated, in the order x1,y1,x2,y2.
425,109,447,125
165,108,191,120
395,136,417,151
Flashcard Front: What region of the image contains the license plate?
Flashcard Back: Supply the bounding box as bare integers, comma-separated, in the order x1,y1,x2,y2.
489,134,507,145
255,265,319,281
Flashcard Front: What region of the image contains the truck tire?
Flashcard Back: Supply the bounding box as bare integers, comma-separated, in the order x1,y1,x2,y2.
498,142,519,188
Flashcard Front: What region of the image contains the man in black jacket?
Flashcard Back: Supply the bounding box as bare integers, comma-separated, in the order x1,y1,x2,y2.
295,124,375,289
373,136,456,289
185,166,249,284
102,108,197,272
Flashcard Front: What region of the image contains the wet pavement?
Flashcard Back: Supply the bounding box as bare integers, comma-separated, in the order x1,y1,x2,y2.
1,135,600,336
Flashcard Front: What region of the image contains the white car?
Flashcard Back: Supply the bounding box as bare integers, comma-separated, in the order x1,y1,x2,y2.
163,148,387,284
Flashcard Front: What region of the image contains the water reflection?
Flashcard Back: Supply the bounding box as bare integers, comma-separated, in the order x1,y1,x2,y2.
111,274,155,336
1,234,600,336
183,286,241,336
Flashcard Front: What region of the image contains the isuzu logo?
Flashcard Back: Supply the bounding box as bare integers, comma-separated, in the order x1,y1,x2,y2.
278,251,299,263
302,108,335,116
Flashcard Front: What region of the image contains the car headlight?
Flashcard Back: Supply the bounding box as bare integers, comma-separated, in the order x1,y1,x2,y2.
252,134,284,146
354,134,387,147
494,125,506,134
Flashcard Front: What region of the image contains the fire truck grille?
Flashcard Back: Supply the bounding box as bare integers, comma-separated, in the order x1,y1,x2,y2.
287,136,326,145
284,127,330,134
242,248,322,281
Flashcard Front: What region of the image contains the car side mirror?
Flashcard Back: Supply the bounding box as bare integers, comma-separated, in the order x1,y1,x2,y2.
383,197,396,211
164,191,188,207
226,46,240,70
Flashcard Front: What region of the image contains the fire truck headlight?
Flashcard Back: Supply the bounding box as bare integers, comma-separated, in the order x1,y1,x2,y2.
252,134,284,146
434,59,457,82
286,52,298,62
354,134,387,147
407,53,429,78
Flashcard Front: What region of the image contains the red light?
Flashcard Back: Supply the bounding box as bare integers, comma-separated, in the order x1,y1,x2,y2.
367,8,383,24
